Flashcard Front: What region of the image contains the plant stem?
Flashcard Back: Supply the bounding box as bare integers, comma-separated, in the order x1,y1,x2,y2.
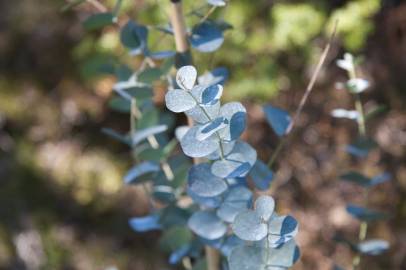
86,0,108,12
349,61,369,270
266,20,338,168
169,1,220,269
131,98,174,181
200,6,217,23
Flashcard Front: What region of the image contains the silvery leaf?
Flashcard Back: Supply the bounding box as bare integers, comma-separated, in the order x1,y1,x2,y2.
165,89,197,112
175,126,189,141
331,109,360,120
228,245,265,270
188,163,227,197
232,210,267,241
180,125,219,158
219,102,247,141
347,78,369,94
217,186,252,223
186,100,221,124
196,117,229,141
249,160,274,190
207,0,226,7
268,215,298,247
211,141,257,178
205,140,236,160
176,65,197,90
254,195,275,221
188,211,227,240
129,214,162,232
357,239,389,255
265,239,300,268
336,53,354,72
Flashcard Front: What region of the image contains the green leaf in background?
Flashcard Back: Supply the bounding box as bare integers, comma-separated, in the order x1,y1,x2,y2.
136,108,159,129
192,259,207,270
108,97,130,113
160,226,193,252
101,128,131,145
125,87,154,100
138,68,163,84
120,21,143,49
83,12,115,31
115,65,133,81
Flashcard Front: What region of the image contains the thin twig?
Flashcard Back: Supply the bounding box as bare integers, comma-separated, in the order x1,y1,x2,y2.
86,0,108,12
267,20,338,168
286,20,339,135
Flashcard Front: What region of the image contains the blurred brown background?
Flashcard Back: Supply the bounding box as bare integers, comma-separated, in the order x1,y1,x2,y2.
0,0,405,269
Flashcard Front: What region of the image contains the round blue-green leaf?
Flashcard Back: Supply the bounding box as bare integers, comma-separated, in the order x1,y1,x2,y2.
165,89,197,112
205,140,235,160
186,100,220,124
188,163,227,197
357,239,389,255
265,239,300,268
169,244,191,264
370,172,391,186
175,126,189,141
187,188,222,208
196,117,228,141
138,68,163,84
211,141,257,178
336,53,354,72
190,22,224,53
228,245,264,270
249,160,274,190
198,67,229,86
152,185,175,204
232,210,267,241
188,211,227,240
207,0,226,6
346,78,369,94
132,125,168,146
267,215,298,247
129,214,162,232
120,21,148,53
180,125,219,158
331,109,359,120
148,50,175,59
254,195,275,221
340,171,371,187
220,235,243,257
346,137,377,157
201,84,223,105
219,102,247,141
263,105,291,137
124,161,160,184
217,186,252,223
346,205,387,222
176,65,197,90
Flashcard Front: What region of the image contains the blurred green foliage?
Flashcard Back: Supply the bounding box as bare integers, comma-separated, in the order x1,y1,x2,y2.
75,0,381,101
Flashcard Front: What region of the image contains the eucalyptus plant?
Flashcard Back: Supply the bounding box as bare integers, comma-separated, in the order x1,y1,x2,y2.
331,53,391,270
165,65,300,269
65,0,339,269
